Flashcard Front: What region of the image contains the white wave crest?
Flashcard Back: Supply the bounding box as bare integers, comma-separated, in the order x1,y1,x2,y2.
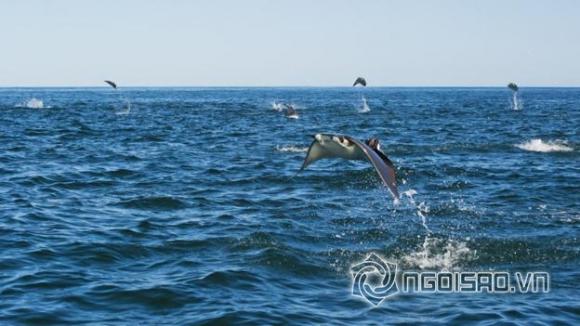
276,145,308,153
516,139,573,153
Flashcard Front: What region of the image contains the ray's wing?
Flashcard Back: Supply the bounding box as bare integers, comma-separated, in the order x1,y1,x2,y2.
104,80,117,89
347,137,399,199
300,137,330,170
300,133,351,170
373,149,396,171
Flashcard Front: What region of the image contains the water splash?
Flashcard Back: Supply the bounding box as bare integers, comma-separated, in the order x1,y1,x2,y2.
16,98,44,109
516,139,573,152
271,102,285,112
272,101,300,118
358,96,370,113
276,145,308,153
508,83,521,110
401,237,474,270
402,189,431,233
116,101,132,115
398,189,475,270
511,91,521,110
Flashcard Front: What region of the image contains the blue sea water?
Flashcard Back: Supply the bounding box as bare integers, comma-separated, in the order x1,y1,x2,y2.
0,87,578,325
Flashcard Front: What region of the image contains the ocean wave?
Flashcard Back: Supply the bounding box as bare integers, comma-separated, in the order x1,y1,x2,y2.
1,87,578,324
90,285,192,309
515,139,573,153
197,269,260,286
116,196,188,210
105,168,140,178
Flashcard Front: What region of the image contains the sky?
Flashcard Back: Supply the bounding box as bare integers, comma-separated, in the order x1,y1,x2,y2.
1,0,579,87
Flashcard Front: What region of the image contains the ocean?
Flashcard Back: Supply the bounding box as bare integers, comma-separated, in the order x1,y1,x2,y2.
0,87,578,324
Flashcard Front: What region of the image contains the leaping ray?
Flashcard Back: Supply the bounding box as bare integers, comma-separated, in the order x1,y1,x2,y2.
104,80,132,114
507,82,518,92
353,77,367,87
284,104,299,119
300,133,399,199
104,80,117,89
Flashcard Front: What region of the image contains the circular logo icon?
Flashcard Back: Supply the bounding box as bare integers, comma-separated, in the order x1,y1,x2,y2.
351,253,399,306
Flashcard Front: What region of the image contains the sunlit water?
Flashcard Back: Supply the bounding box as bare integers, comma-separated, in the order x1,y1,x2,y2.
0,87,578,324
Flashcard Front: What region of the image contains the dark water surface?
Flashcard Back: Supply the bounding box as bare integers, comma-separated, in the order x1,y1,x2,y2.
0,87,578,324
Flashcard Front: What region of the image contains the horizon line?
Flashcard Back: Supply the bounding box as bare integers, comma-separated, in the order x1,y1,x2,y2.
1,85,580,89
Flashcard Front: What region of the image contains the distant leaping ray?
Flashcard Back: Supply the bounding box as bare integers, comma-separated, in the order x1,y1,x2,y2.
104,80,118,89
353,77,367,87
507,82,518,92
284,104,299,118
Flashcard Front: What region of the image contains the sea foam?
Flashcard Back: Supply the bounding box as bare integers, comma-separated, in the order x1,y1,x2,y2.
516,139,573,153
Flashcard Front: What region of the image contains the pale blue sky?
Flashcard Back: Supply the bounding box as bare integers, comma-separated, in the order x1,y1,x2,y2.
1,0,579,87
